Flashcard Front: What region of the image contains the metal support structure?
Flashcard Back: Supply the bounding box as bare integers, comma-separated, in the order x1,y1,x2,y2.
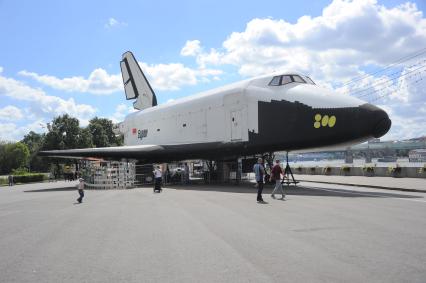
281,152,299,186
80,159,136,189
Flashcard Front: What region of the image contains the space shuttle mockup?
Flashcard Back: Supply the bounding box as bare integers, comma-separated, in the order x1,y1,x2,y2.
39,51,391,163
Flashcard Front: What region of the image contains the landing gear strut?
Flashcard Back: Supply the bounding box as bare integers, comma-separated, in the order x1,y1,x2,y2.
281,152,299,186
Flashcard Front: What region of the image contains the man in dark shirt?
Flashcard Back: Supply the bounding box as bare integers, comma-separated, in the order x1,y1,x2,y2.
271,160,285,199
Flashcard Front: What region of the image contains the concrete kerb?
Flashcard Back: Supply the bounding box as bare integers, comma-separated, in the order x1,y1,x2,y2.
299,179,426,193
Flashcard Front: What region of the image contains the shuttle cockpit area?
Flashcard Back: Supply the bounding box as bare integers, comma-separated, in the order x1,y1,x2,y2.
269,74,316,86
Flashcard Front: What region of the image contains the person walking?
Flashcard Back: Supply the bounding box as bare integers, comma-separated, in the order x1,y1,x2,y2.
76,178,85,203
8,175,13,186
165,165,170,185
271,160,285,199
184,163,190,184
253,158,265,203
153,166,162,192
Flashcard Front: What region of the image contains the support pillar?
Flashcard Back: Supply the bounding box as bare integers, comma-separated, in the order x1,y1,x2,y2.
365,150,372,163
345,150,354,164
236,158,242,185
216,161,231,183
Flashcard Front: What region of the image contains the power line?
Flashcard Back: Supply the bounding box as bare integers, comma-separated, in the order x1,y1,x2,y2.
341,46,426,87
343,59,426,96
365,72,425,103
353,64,426,99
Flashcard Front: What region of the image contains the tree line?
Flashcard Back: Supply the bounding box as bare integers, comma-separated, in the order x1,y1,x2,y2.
0,115,123,174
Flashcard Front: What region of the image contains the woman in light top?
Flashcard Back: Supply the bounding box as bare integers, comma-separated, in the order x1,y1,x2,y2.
153,166,162,193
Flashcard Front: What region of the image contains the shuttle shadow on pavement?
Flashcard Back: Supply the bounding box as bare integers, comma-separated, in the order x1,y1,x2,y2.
24,186,76,193
169,184,423,199
21,183,423,199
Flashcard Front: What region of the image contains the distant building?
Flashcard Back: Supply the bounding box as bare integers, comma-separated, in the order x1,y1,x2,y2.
368,138,381,144
409,149,426,162
408,136,426,142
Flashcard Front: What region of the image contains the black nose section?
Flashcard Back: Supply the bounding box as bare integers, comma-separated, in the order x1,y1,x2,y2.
360,104,392,138
373,116,392,138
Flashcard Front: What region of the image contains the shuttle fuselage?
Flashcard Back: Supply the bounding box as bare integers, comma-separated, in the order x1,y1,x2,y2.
40,52,391,162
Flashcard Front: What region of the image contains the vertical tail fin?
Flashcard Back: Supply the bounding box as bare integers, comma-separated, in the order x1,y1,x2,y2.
120,51,157,110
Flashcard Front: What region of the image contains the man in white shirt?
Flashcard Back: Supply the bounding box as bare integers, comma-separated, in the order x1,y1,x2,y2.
76,178,84,203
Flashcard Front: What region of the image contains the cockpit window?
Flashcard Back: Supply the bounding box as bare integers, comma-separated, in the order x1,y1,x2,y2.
302,76,315,85
281,75,292,85
269,74,316,86
292,75,305,83
269,76,281,86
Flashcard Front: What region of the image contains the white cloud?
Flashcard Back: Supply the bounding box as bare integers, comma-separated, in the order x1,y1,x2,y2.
181,40,202,56
0,105,24,121
139,62,222,91
104,17,127,29
176,0,426,140
0,66,3,73
0,120,47,142
110,103,135,123
0,122,19,141
0,71,97,121
189,0,426,81
18,61,222,94
19,68,123,95
140,62,196,91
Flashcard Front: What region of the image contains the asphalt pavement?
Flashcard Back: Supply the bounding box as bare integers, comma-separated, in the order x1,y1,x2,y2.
295,174,426,192
0,181,425,283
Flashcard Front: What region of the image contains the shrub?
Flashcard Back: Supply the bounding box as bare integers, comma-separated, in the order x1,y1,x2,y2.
323,166,332,174
388,166,401,174
362,166,375,173
341,166,351,172
11,167,29,175
12,173,46,184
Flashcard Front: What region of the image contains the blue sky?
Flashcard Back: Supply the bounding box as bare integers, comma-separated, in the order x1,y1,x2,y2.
1,0,426,141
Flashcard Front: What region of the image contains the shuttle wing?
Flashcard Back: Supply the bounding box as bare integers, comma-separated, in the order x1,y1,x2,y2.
38,142,229,163
39,145,163,161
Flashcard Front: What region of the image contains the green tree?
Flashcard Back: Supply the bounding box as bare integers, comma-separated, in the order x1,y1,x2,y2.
41,115,93,174
21,131,44,150
42,114,89,150
78,127,94,148
0,142,5,174
0,142,30,174
88,120,108,147
21,131,48,172
88,117,123,147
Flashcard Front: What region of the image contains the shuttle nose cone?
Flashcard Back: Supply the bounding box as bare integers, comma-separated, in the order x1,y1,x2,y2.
360,104,391,138
373,116,392,138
